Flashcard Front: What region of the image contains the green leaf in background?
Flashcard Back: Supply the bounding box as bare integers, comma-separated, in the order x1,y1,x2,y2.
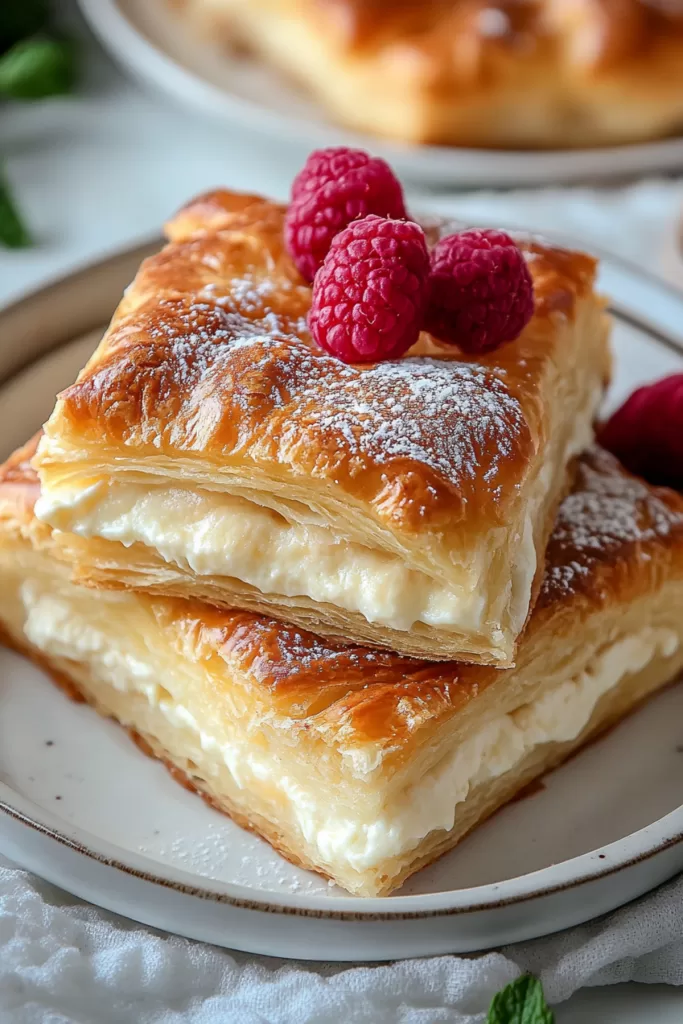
0,0,49,54
0,174,31,249
486,975,555,1024
0,36,77,100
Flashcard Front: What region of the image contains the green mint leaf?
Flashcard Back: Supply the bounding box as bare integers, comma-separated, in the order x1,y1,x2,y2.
0,176,31,248
486,975,555,1024
0,37,77,100
0,0,49,54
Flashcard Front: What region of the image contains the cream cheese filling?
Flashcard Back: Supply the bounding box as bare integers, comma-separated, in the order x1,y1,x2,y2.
7,565,679,875
505,382,598,636
36,481,490,633
35,382,597,642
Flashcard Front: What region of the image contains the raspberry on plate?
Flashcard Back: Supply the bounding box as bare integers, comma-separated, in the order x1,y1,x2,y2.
285,148,406,283
425,229,534,354
598,374,683,490
308,214,429,364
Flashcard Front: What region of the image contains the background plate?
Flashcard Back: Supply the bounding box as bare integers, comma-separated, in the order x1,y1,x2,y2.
77,0,683,188
0,242,682,960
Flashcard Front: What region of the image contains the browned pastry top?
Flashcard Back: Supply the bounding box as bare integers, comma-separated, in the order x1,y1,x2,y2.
314,0,683,73
5,439,683,754
47,190,598,535
175,447,683,723
1,435,39,485
538,445,683,607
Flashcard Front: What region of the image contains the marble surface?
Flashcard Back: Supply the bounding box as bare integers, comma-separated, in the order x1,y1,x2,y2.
1,3,683,1018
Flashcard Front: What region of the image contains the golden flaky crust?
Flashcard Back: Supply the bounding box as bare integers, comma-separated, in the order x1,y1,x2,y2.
3,441,683,894
179,0,683,148
37,190,603,537
6,438,683,756
33,190,613,667
32,190,609,665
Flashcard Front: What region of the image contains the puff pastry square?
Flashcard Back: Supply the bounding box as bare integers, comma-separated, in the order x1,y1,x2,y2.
179,0,683,149
34,190,610,665
4,439,683,896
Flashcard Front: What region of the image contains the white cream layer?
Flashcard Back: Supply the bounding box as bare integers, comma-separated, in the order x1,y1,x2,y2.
34,385,596,643
10,569,679,874
35,481,489,633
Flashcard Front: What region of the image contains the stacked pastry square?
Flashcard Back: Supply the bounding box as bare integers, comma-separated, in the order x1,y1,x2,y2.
1,158,682,897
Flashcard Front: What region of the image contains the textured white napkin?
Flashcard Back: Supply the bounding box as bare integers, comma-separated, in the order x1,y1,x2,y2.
3,861,683,1023
2,179,683,1023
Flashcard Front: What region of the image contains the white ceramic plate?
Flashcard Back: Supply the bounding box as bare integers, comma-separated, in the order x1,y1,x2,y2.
77,0,683,188
1,241,683,961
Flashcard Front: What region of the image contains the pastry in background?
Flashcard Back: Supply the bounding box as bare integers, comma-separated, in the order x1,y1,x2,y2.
176,0,683,148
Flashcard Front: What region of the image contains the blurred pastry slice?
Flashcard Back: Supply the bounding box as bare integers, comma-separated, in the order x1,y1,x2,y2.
2,437,683,896
178,0,683,148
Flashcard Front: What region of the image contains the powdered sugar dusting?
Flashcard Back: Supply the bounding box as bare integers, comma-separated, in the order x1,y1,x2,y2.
271,629,382,670
541,447,683,602
201,275,280,316
298,356,525,489
145,299,302,388
230,618,394,686
140,296,527,498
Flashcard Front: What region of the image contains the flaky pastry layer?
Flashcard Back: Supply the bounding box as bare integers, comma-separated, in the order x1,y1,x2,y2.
34,191,610,664
4,441,683,895
180,0,683,148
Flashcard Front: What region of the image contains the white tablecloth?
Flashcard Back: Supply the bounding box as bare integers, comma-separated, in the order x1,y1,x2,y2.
3,860,683,1023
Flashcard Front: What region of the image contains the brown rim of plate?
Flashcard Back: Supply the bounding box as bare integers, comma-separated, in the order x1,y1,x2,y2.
3,797,683,920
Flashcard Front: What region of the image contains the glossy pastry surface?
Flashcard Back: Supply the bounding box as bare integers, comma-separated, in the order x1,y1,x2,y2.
34,191,610,665
179,0,683,148
4,440,683,896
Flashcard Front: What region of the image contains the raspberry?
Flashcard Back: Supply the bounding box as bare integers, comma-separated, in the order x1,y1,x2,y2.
424,229,534,354
598,374,683,490
308,215,429,364
285,148,406,282
291,146,377,201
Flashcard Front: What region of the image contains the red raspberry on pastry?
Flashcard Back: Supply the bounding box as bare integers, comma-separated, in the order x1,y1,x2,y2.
598,374,683,490
291,146,381,200
425,229,534,354
285,148,406,283
308,214,429,364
